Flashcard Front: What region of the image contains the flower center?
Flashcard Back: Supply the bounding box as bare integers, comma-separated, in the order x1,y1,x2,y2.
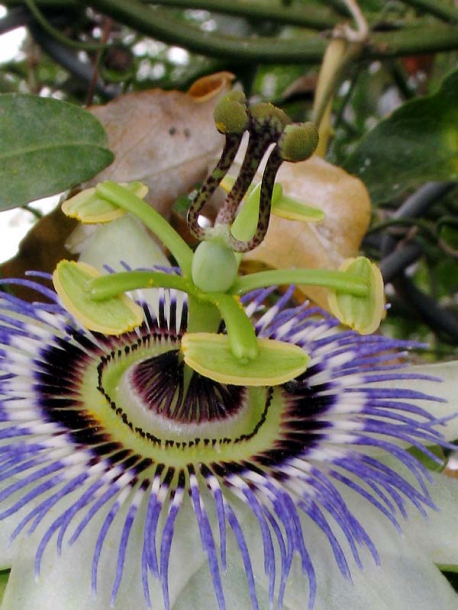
49,311,279,466
98,337,258,441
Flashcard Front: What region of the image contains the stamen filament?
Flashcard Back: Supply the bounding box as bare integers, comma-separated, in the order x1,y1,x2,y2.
95,181,194,276
87,271,196,301
206,293,259,362
231,269,369,297
87,271,259,361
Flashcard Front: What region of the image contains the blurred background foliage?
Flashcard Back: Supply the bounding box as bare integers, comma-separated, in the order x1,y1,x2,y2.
0,0,457,359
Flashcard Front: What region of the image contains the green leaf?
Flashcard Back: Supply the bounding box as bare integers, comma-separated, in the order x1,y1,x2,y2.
408,445,445,473
345,69,458,204
0,94,113,210
0,569,10,603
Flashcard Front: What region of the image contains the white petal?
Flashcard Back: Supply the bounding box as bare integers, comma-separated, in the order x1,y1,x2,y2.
1,501,148,610
0,481,39,570
403,471,458,568
74,214,170,272
0,491,216,610
2,470,458,610
170,503,458,610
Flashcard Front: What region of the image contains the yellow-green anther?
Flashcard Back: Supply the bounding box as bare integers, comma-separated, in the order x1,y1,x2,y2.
53,261,144,335
278,122,319,162
61,182,148,224
227,179,325,227
230,182,261,244
271,183,325,222
213,91,249,135
328,257,386,335
181,333,310,386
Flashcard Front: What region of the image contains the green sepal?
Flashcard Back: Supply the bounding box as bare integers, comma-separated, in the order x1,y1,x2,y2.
438,565,458,574
327,257,385,335
181,333,310,386
408,445,446,473
222,177,325,237
53,260,144,335
62,181,148,223
270,183,325,222
0,569,10,604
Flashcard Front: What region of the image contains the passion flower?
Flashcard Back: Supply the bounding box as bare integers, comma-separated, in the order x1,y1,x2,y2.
0,279,457,609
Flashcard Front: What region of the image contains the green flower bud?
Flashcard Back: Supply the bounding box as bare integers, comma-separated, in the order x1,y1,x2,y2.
278,122,319,162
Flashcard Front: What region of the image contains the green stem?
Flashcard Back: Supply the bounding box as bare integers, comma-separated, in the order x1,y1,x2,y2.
2,0,79,5
24,0,109,49
369,25,458,57
81,0,458,61
400,0,458,23
181,295,222,391
141,0,338,30
312,37,362,143
95,182,193,277
232,269,368,297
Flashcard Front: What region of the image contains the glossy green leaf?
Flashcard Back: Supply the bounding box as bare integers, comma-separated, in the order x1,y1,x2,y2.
345,69,458,204
0,94,113,210
181,333,310,386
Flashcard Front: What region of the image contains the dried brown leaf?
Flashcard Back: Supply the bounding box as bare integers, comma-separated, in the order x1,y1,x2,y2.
87,72,233,217
0,207,77,301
